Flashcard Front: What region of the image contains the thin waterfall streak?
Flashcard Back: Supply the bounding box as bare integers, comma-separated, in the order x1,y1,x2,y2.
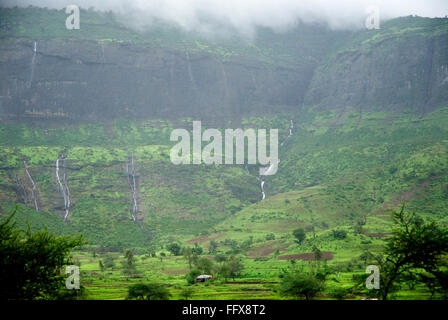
127,153,138,223
261,180,266,200
259,119,293,200
55,159,65,203
100,43,105,64
24,161,39,211
185,51,197,88
56,157,70,222
62,160,71,213
27,41,37,88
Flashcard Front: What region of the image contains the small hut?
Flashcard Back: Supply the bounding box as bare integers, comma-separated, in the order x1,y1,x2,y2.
196,275,213,283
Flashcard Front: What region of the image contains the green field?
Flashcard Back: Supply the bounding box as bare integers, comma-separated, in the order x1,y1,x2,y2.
2,107,447,299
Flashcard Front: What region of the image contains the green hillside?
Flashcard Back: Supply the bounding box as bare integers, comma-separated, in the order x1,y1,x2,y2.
0,7,447,300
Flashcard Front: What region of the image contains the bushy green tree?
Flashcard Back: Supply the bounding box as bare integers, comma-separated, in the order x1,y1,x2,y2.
183,247,193,270
266,233,275,241
186,269,201,285
167,243,182,256
292,228,306,243
220,255,244,281
332,230,347,240
208,240,218,254
191,243,203,255
122,249,136,276
377,205,448,300
214,253,227,263
279,272,325,301
103,254,115,269
127,283,171,300
218,264,232,281
195,257,214,274
0,210,84,300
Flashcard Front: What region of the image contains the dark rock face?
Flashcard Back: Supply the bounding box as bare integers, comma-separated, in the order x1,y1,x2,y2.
1,22,447,123
0,39,314,122
305,33,448,114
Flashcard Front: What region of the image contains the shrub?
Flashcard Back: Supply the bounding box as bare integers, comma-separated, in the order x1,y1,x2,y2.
127,283,171,300
214,253,227,262
293,228,306,243
0,210,85,300
186,269,201,285
180,286,194,300
332,230,347,240
279,272,325,301
329,287,350,300
167,243,182,256
266,233,276,241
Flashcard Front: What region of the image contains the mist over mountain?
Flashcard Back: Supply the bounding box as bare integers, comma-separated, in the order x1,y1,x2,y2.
2,0,448,35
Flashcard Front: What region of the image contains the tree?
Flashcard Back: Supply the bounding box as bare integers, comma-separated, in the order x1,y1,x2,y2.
180,286,194,300
122,249,136,276
195,257,214,274
377,205,448,300
214,253,227,263
279,272,325,301
311,245,323,275
332,229,347,240
354,220,365,235
127,283,171,300
208,240,218,254
183,247,193,270
292,228,306,243
186,269,201,285
167,243,182,256
224,255,244,281
218,264,232,281
266,233,275,241
191,243,203,255
99,260,105,275
0,209,85,300
103,254,115,269
312,245,322,261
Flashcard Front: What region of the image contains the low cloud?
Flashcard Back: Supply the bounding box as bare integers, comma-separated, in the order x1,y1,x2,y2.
1,0,447,35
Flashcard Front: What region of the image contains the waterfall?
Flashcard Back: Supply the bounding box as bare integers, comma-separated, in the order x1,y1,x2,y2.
56,156,70,222
261,180,266,200
219,61,230,100
100,43,105,64
63,160,71,220
24,161,39,211
27,41,37,88
259,119,294,200
259,161,278,200
280,119,294,146
126,153,138,223
185,51,197,88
